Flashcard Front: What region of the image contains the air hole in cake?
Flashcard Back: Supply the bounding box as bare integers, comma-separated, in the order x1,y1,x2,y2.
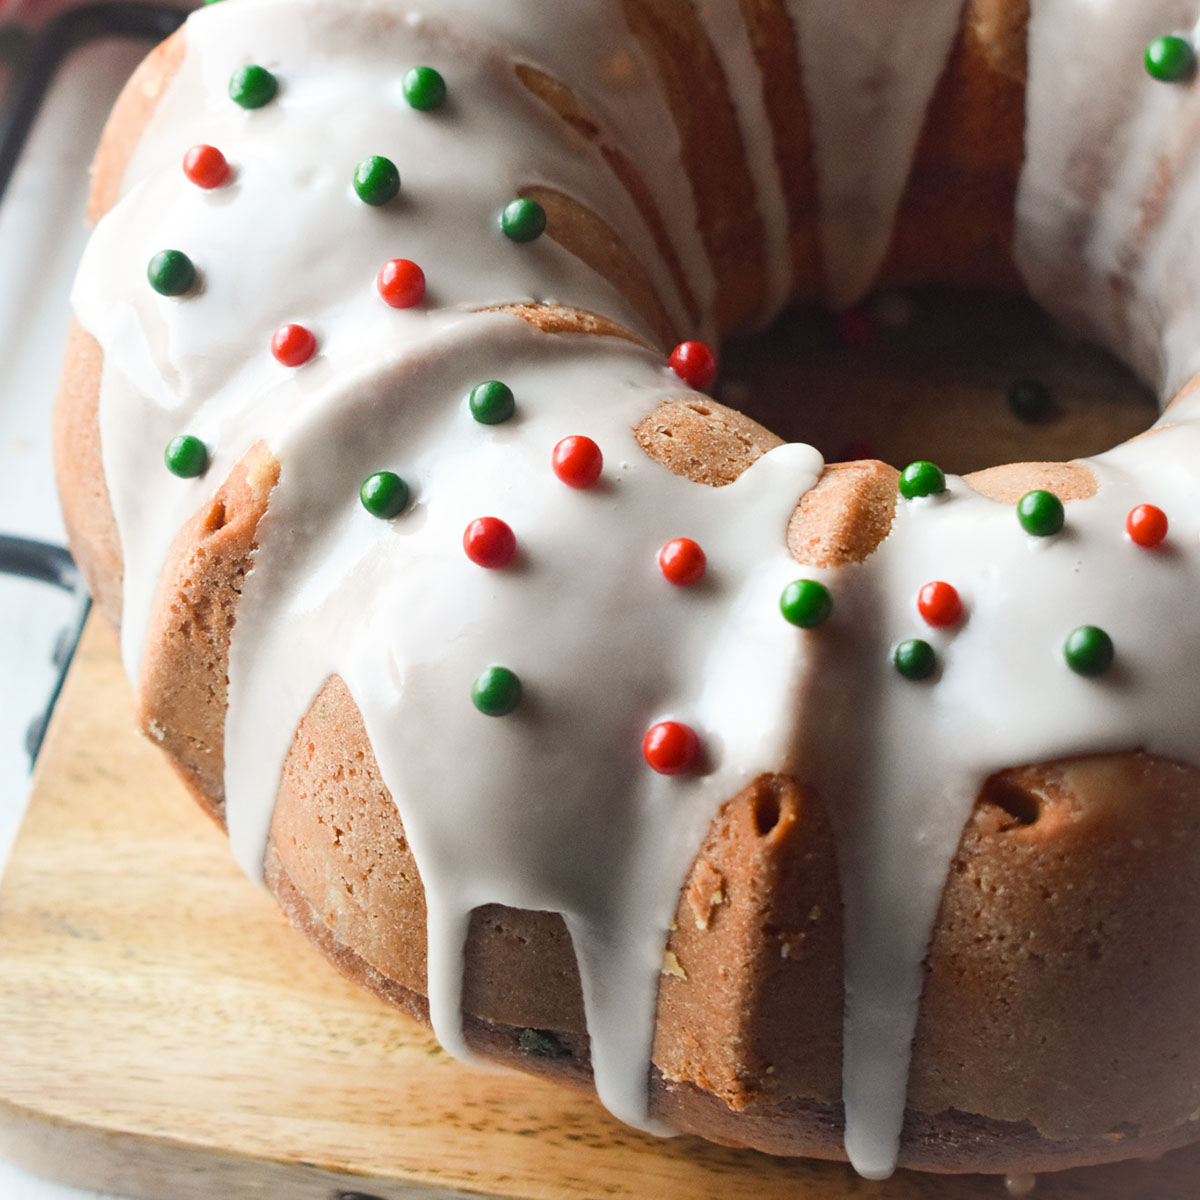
752,784,782,837
720,287,1156,476
979,773,1043,830
203,501,227,533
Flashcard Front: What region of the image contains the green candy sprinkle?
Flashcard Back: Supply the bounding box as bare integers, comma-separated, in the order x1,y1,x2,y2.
1008,378,1052,423
1016,489,1064,537
147,249,195,297
353,155,401,206
472,665,522,716
229,64,278,109
469,380,515,425
1146,35,1196,83
517,1028,570,1059
780,579,832,629
360,471,410,518
1064,625,1114,676
500,197,547,243
898,460,945,499
164,435,208,479
894,638,936,681
402,65,446,111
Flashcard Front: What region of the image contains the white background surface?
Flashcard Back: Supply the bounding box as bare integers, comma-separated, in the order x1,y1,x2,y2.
0,30,157,1200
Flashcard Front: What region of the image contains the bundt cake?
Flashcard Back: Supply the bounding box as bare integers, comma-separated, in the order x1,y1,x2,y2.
53,0,1200,1180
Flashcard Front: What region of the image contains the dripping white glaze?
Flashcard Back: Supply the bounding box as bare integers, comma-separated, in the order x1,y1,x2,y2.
222,313,823,1126
1017,0,1200,398
786,0,968,309
692,0,794,320
70,0,1200,1183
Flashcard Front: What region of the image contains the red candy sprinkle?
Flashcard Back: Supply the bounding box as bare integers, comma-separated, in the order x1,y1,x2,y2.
1126,504,1168,548
463,517,516,568
669,341,718,390
917,580,963,628
552,435,603,489
377,258,426,308
271,323,317,367
182,144,229,189
658,537,706,587
643,721,700,775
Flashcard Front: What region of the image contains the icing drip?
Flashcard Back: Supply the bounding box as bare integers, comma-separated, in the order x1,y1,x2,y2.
787,0,968,308
1017,0,1200,399
70,0,1200,1183
692,0,794,321
408,0,718,338
221,313,823,1125
803,413,1200,1176
78,0,686,680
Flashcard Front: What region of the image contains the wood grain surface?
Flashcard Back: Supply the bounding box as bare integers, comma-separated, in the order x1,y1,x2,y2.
1,615,1198,1200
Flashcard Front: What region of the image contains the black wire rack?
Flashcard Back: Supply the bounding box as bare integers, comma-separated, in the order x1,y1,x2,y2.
0,3,186,762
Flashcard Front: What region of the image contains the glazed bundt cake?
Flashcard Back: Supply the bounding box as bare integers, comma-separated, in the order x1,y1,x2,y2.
54,0,1200,1180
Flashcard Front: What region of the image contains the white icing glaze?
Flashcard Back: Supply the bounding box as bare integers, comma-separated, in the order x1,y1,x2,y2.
69,0,1200,1182
1018,0,1200,398
692,0,793,320
787,0,968,308
222,313,823,1127
806,414,1200,1176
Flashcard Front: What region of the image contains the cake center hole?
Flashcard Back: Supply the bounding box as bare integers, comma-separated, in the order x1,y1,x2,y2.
720,286,1156,476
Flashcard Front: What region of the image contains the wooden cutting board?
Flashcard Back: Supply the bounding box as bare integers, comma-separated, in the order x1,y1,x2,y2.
1,615,1198,1200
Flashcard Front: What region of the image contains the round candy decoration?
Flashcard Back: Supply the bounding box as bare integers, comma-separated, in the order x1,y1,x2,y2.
360,471,409,519
1126,504,1168,548
403,65,447,111
1017,489,1064,537
501,197,547,243
894,638,936,681
271,323,316,367
463,516,517,568
229,64,277,109
147,249,195,297
1008,378,1052,423
1146,34,1196,83
669,340,718,390
780,579,832,628
472,666,523,717
377,258,426,308
517,1028,568,1059
353,155,401,206
917,580,963,628
658,538,706,587
551,436,603,489
182,144,229,189
643,720,700,775
469,380,515,425
164,434,208,479
899,460,945,499
1064,625,1114,676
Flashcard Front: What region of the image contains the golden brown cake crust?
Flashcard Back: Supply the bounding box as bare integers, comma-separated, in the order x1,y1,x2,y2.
53,323,122,627
54,0,1200,1176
